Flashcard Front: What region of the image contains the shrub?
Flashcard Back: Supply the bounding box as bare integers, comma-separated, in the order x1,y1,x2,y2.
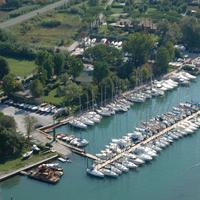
41,20,61,28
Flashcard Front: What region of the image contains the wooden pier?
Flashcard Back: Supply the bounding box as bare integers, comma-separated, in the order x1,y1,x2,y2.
94,110,200,170
39,116,74,133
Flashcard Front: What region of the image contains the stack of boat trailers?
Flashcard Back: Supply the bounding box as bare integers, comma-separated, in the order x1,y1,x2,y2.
68,71,197,130
87,102,200,178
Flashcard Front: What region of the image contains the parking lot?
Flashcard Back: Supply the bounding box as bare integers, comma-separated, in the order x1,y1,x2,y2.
0,104,53,135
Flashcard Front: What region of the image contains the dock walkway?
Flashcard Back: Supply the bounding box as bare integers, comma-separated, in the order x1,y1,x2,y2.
94,110,200,170
0,154,58,182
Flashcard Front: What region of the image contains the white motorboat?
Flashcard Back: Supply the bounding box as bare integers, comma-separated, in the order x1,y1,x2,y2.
70,138,89,147
100,168,118,177
79,117,94,126
69,120,87,129
132,157,145,165
121,160,137,169
105,165,122,175
22,150,33,159
96,108,112,117
58,157,67,163
87,168,104,178
137,153,153,161
113,162,129,172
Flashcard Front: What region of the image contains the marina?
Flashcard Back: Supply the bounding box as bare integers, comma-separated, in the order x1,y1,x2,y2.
1,75,200,200
1,59,200,199
0,0,200,198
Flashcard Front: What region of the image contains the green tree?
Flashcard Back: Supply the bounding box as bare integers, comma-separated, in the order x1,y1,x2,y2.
2,74,17,95
154,47,170,76
0,128,24,158
165,41,175,60
89,0,99,6
93,61,109,84
0,112,16,130
66,56,83,78
24,115,37,142
84,44,122,66
181,17,200,51
64,81,83,106
54,52,65,75
30,79,44,97
140,64,152,82
0,56,9,79
35,50,49,66
37,68,48,84
42,55,54,79
159,22,182,44
36,50,54,78
123,33,154,66
0,113,24,159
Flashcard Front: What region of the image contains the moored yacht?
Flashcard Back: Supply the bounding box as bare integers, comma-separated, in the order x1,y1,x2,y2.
87,168,104,178
100,168,118,177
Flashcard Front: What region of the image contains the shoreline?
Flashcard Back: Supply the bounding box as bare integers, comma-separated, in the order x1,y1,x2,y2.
0,153,58,182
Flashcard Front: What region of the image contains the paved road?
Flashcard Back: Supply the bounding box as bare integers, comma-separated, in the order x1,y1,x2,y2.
0,0,69,29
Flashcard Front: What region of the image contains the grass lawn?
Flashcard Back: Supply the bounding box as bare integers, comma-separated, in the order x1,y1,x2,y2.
10,11,82,48
0,151,57,173
111,7,124,14
4,57,37,78
42,88,64,106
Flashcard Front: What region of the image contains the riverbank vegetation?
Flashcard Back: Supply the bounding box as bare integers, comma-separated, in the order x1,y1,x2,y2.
0,112,25,159
0,150,56,174
0,111,56,174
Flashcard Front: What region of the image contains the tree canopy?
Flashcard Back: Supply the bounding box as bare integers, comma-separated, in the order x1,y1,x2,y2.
2,73,21,95
0,113,24,159
154,47,170,76
93,61,109,84
181,17,200,51
84,44,123,66
30,79,44,97
0,56,9,80
66,55,84,78
123,33,154,66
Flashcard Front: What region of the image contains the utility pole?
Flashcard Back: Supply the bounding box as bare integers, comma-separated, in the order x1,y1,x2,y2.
53,116,56,142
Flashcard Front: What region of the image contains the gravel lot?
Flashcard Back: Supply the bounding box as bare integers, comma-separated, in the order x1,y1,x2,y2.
0,104,53,135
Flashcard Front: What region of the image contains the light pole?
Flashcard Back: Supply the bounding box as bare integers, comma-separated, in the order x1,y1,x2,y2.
53,116,56,142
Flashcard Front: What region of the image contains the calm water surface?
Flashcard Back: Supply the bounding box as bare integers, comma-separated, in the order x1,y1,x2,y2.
1,77,200,200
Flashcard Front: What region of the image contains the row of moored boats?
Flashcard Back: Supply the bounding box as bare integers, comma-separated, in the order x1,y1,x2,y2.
56,133,89,148
87,102,200,178
68,71,196,129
